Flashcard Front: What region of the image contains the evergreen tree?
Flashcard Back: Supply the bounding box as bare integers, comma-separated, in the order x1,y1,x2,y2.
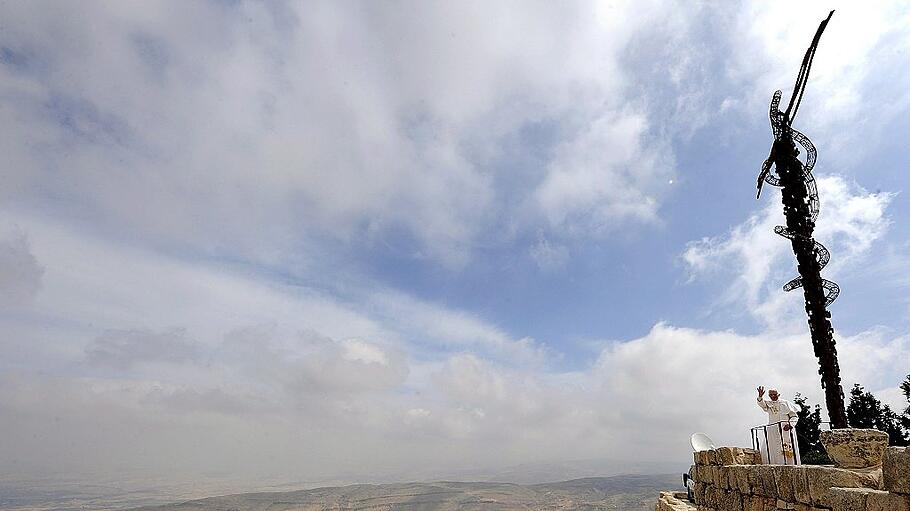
846,384,877,429
793,394,831,464
846,384,909,447
901,374,910,431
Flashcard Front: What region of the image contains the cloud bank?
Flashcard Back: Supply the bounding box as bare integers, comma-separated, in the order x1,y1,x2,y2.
2,0,910,490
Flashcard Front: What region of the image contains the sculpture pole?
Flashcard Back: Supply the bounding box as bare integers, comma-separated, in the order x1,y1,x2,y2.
756,10,848,429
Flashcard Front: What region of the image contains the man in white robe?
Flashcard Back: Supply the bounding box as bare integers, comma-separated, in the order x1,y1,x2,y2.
756,386,801,465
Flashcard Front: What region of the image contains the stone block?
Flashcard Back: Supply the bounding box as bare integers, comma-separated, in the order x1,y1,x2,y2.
734,472,747,491
696,449,719,467
694,465,714,484
695,482,708,505
741,495,758,511
867,466,885,488
709,449,720,466
788,466,811,505
740,448,763,465
706,485,723,509
728,465,751,494
884,446,910,495
715,467,729,489
701,466,714,486
696,466,709,485
820,428,889,468
744,466,765,497
731,468,744,492
761,496,776,510
822,487,874,511
709,447,759,466
866,489,910,511
804,464,882,506
700,485,713,508
714,467,726,487
772,465,799,502
730,490,745,511
719,489,736,510
715,489,742,511
696,450,711,466
716,447,736,466
754,465,778,498
713,467,726,488
718,447,751,467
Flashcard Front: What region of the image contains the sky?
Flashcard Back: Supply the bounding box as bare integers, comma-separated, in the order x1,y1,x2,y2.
2,0,910,488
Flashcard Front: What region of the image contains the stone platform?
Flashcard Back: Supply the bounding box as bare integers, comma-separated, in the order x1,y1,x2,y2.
657,446,910,511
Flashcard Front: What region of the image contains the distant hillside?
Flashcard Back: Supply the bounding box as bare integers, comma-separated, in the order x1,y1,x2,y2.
130,474,680,511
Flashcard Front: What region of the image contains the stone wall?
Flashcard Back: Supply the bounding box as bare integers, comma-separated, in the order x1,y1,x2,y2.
659,446,910,511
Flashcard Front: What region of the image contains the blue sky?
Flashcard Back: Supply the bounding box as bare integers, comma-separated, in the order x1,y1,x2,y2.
1,0,910,487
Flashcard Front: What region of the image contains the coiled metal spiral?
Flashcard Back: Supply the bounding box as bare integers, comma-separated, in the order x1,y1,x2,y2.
756,90,840,306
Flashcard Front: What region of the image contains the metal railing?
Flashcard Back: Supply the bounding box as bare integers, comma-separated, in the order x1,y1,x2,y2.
750,420,832,465
750,419,800,465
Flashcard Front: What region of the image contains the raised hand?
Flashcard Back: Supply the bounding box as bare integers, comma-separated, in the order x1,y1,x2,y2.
757,386,765,398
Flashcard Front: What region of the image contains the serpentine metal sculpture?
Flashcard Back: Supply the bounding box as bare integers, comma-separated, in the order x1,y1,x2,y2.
755,10,848,428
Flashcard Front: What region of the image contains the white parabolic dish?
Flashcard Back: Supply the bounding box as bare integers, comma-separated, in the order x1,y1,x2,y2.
690,433,716,452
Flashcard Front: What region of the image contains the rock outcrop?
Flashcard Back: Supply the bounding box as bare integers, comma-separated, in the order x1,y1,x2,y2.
820,429,889,469
656,491,695,511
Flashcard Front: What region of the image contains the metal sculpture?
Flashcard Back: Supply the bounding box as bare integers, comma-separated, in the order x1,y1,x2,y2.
755,10,848,429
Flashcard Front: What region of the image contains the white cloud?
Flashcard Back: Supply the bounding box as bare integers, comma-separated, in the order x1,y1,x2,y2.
2,0,910,494
728,2,910,166
0,228,44,306
592,323,910,456
2,209,909,483
0,211,561,477
534,110,670,233
85,328,198,368
342,339,390,366
529,234,570,271
4,210,546,364
0,0,681,270
683,176,892,326
16,320,907,481
360,287,548,365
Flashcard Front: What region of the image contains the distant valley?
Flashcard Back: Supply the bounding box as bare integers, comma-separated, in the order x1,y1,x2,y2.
128,474,679,511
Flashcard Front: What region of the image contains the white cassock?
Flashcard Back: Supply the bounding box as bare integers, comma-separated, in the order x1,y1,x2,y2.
756,397,801,465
